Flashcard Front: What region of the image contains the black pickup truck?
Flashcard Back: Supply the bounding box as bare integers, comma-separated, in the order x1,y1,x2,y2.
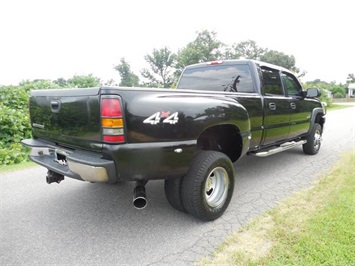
22,59,325,221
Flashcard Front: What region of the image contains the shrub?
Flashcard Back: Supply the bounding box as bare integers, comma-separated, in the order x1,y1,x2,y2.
0,87,31,165
334,92,345,98
0,76,101,165
0,143,29,165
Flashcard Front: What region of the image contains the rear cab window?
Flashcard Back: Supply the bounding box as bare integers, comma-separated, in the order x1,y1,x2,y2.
177,63,255,93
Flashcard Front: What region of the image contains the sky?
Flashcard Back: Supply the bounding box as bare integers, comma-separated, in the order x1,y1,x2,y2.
0,0,354,86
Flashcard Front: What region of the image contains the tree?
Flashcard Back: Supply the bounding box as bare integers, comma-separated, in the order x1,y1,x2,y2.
141,47,176,88
103,79,117,86
224,40,304,77
346,73,355,83
329,84,346,98
303,79,346,104
19,79,60,91
175,30,224,76
260,50,300,73
67,74,101,88
114,58,140,87
53,77,68,87
225,40,265,60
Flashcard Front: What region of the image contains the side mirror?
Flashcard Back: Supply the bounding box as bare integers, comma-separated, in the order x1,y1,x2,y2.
306,88,321,98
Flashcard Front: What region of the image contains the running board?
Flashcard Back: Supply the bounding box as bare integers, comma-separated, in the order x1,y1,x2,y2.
251,140,307,157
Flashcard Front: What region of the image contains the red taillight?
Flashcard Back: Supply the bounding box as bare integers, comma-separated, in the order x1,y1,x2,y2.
101,98,122,116
101,97,125,143
103,135,125,143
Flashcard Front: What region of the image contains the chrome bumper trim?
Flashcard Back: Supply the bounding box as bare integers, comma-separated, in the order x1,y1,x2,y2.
67,161,109,182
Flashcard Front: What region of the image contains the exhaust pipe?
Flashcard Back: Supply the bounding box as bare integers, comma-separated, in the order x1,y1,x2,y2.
133,184,147,209
46,170,64,184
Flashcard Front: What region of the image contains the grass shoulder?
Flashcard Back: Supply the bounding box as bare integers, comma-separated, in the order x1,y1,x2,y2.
327,103,354,111
199,150,355,266
0,160,37,173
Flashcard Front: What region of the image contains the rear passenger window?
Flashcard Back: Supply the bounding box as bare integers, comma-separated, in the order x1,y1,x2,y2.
261,67,284,96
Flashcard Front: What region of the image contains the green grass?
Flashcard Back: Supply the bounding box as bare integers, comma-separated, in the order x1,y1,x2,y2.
327,103,353,111
0,160,36,173
199,151,355,266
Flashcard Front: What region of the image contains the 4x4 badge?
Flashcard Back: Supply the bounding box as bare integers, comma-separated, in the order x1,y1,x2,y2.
143,111,179,125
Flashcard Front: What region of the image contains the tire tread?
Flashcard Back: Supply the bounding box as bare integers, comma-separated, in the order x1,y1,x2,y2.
181,151,235,221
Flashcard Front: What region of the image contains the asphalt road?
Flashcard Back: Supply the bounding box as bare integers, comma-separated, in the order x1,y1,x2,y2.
1,105,355,265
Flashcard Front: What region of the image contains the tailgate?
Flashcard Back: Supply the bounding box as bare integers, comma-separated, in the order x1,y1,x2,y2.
29,87,102,151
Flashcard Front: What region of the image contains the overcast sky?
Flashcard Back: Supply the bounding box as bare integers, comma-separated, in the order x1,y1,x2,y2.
0,0,353,86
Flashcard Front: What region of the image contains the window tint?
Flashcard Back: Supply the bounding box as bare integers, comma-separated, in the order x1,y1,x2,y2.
281,72,302,96
261,67,284,95
177,64,255,93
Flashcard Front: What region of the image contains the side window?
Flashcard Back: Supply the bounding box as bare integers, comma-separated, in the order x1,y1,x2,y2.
281,72,302,96
261,67,284,95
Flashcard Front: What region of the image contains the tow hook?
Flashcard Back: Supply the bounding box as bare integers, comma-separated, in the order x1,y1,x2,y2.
46,170,64,184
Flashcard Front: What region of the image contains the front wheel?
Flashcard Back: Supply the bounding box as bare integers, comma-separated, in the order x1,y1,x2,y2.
181,151,235,221
303,123,322,155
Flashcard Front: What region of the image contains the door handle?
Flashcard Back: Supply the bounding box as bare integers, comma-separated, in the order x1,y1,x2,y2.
290,102,296,110
269,103,276,111
50,100,61,113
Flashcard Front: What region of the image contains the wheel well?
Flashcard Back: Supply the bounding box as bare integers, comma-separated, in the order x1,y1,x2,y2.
196,125,242,162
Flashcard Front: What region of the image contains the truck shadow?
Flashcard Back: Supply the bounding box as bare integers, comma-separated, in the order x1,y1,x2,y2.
35,148,307,226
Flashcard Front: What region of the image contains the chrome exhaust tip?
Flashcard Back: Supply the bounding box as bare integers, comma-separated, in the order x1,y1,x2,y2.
133,185,147,209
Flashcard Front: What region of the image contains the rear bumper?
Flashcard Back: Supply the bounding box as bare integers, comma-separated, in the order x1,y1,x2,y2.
21,139,116,183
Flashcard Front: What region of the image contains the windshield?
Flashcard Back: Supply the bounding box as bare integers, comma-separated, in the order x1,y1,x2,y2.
177,64,255,93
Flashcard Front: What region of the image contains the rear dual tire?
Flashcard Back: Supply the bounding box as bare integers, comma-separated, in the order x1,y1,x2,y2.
164,176,186,213
165,151,235,221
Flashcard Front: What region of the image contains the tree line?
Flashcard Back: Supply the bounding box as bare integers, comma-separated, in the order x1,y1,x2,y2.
115,30,304,88
114,30,354,101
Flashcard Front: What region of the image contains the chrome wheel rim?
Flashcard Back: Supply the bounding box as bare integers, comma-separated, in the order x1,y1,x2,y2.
314,129,322,151
204,167,229,208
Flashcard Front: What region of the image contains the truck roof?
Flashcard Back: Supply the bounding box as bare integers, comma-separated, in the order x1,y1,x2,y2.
184,59,293,74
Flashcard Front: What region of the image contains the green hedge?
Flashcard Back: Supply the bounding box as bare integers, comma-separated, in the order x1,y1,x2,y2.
0,86,32,165
0,76,101,165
